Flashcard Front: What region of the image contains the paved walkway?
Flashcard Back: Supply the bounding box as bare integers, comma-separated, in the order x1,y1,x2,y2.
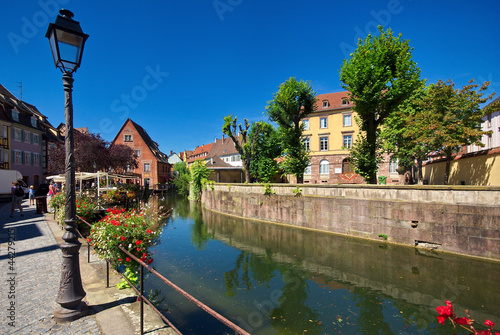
0,200,101,334
0,200,175,335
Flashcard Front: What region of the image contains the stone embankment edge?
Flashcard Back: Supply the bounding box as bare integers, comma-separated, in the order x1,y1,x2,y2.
201,183,500,262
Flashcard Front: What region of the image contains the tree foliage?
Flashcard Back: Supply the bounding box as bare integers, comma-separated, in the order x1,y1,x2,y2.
190,160,212,201
340,26,421,184
418,79,498,185
249,122,281,183
266,77,317,183
173,161,191,197
380,82,430,184
48,131,138,174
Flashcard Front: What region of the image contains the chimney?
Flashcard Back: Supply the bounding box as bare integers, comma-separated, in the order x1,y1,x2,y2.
170,150,173,155
222,134,225,141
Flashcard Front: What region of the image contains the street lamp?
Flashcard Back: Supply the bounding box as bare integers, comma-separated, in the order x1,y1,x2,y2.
46,9,89,323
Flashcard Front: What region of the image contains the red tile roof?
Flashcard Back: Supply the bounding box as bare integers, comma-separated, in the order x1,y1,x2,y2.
314,91,352,111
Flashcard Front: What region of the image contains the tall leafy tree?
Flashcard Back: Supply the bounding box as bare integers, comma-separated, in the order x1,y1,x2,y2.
419,79,498,185
340,26,421,184
265,77,317,184
381,82,430,184
173,161,191,197
222,115,270,183
249,122,281,183
48,131,138,174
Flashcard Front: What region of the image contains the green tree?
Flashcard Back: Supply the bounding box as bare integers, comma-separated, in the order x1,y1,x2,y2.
222,115,268,183
266,77,317,183
340,26,421,184
380,82,431,184
173,162,191,197
190,160,212,201
419,79,498,185
249,122,281,183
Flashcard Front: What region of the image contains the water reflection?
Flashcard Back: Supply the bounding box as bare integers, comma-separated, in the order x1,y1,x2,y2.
149,194,500,334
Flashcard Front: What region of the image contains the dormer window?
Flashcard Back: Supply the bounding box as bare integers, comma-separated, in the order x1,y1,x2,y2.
124,134,133,142
322,100,329,108
31,116,37,127
342,98,349,105
12,109,19,121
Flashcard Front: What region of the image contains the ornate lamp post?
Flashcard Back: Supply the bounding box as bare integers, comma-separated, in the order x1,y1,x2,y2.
46,9,89,322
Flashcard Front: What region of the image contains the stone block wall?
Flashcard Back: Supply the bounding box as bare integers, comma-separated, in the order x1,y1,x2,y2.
201,184,500,260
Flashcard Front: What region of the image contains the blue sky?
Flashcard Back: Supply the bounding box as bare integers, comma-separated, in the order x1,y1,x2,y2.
2,0,499,154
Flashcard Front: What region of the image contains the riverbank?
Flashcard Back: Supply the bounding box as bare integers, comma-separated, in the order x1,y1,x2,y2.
0,200,176,334
201,183,500,261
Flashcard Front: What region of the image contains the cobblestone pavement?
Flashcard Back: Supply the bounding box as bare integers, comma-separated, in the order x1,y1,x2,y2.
0,200,101,335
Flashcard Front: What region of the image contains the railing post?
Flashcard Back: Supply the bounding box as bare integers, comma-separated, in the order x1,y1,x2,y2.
87,241,90,263
106,261,109,288
140,264,144,335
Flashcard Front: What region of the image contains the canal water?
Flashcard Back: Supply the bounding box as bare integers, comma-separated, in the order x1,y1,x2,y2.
144,194,500,335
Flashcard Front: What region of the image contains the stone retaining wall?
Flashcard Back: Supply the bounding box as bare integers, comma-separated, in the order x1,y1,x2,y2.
201,184,500,260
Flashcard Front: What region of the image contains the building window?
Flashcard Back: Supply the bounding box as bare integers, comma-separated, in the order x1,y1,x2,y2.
31,117,37,127
322,100,329,108
303,119,309,130
24,130,31,143
320,159,329,175
14,128,22,141
126,165,132,172
124,134,133,142
320,117,328,129
136,150,141,157
12,109,19,121
342,158,354,174
304,163,311,175
343,114,352,127
144,163,150,172
342,98,349,105
1,148,8,163
320,137,328,151
487,114,492,128
389,157,399,174
14,151,21,164
303,138,310,151
33,134,39,144
343,135,352,149
1,125,7,138
24,152,30,165
34,153,40,166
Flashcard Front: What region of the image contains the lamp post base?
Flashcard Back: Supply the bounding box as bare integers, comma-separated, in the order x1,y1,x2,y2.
54,300,88,323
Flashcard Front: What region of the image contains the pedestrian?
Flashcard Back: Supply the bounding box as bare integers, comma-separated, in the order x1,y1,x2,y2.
29,185,35,206
10,181,24,217
47,180,56,211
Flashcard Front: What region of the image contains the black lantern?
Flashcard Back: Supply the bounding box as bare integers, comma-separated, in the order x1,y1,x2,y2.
46,9,89,323
46,9,88,74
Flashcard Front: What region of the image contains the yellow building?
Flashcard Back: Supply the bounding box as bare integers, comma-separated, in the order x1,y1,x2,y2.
301,92,365,184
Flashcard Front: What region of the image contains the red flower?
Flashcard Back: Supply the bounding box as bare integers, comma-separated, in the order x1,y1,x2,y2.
126,257,131,262
146,258,153,265
147,229,152,234
135,240,142,245
453,317,470,326
137,247,141,251
485,320,495,328
118,258,123,261
120,236,125,241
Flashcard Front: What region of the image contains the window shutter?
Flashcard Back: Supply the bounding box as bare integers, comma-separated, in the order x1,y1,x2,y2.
11,127,15,137
11,150,15,162
31,153,34,165
30,133,34,143
22,130,25,142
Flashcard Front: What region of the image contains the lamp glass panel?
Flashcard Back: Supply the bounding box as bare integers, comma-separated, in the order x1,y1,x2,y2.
56,29,83,67
48,30,60,66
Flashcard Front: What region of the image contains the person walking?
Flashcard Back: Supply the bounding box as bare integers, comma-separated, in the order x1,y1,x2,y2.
10,181,24,217
29,185,35,206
